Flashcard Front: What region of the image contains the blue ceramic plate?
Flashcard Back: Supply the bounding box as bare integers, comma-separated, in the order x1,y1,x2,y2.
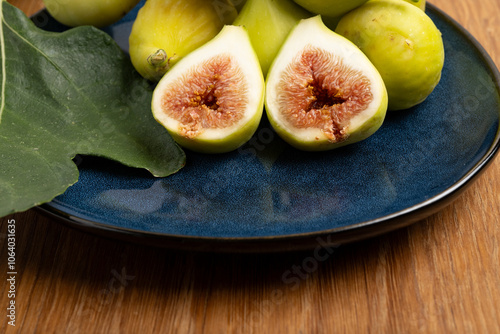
35,3,500,252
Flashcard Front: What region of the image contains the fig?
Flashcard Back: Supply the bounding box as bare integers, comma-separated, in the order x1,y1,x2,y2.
233,0,311,77
151,25,265,154
229,0,248,12
129,0,238,82
292,0,368,18
404,0,426,10
336,0,444,110
265,16,388,151
42,0,140,28
373,0,426,10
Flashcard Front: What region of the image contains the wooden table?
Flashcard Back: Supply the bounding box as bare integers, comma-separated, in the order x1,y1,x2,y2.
2,0,499,332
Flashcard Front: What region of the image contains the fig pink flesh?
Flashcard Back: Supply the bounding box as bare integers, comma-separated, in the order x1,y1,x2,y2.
277,46,373,141
160,54,248,138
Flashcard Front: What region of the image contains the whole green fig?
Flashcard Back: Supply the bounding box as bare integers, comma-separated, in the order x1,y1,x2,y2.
404,0,425,10
233,0,311,76
336,0,443,110
292,0,368,18
42,0,140,28
129,0,237,82
373,0,426,10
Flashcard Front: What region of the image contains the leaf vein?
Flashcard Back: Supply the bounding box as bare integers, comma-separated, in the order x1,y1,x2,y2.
1,11,104,118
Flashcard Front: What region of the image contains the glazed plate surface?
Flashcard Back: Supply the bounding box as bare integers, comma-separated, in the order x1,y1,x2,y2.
35,3,500,252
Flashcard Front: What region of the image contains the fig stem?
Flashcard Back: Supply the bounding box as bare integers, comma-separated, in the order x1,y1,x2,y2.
148,49,169,69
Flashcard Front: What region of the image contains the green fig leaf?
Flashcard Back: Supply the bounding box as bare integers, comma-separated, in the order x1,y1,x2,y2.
0,2,186,217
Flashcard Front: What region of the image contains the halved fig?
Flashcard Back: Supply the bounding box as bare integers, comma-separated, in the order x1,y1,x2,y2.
265,16,388,151
151,25,265,154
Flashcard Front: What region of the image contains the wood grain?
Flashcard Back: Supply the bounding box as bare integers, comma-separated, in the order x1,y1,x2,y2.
1,0,500,333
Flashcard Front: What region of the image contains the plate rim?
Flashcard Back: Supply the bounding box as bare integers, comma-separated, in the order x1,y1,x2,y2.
36,3,500,252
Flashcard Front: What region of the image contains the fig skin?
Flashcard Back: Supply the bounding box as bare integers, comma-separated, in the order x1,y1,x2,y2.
265,16,388,152
292,0,368,18
373,0,426,10
129,0,237,82
404,0,426,10
42,0,140,28
230,0,248,12
336,0,444,110
151,26,265,154
233,0,311,77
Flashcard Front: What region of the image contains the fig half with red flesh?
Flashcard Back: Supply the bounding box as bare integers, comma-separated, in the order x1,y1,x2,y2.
151,25,265,154
265,16,388,151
